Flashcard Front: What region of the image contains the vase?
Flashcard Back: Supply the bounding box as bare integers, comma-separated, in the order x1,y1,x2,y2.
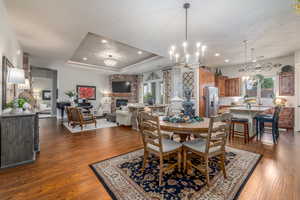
70,97,75,106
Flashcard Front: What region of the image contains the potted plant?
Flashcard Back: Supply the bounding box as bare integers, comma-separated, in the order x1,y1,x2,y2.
65,90,77,105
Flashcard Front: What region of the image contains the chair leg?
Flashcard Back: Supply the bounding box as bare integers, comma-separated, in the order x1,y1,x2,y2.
177,150,181,172
231,123,235,141
220,153,227,179
159,156,164,186
259,122,263,140
205,157,210,187
142,151,148,170
272,123,277,144
183,148,187,172
243,124,247,144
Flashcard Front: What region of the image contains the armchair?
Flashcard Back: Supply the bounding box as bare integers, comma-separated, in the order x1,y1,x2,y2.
69,107,97,130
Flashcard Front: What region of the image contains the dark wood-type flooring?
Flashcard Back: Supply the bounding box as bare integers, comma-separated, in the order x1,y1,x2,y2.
0,118,299,200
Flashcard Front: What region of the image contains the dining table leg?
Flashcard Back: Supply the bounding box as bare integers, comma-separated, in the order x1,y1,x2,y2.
174,132,189,142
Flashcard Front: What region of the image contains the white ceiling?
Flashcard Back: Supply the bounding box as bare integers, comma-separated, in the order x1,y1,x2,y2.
4,0,300,73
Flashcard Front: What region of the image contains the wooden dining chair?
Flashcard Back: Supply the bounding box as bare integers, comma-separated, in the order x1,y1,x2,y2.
139,111,182,186
183,113,232,187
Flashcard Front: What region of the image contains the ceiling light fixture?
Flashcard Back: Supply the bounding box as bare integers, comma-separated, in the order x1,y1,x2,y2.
168,3,207,67
101,39,108,44
83,57,88,61
137,51,143,55
104,54,117,67
225,59,229,63
215,53,220,57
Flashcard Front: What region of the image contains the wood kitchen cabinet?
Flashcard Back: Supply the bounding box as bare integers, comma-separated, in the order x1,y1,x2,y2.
279,72,294,96
225,78,241,97
199,68,215,117
215,75,227,97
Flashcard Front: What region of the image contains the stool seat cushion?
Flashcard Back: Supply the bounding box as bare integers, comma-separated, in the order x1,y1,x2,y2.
232,118,248,123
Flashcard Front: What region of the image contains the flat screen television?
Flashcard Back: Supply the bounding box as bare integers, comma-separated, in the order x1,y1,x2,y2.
112,81,131,93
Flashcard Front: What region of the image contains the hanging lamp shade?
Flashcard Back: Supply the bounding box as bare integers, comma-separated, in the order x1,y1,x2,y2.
18,78,30,89
7,68,25,84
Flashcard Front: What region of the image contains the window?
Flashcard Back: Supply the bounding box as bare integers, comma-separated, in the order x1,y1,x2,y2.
261,77,275,98
244,76,275,98
245,79,258,97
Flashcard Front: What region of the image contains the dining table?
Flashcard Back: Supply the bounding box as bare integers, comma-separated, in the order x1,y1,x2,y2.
159,117,226,142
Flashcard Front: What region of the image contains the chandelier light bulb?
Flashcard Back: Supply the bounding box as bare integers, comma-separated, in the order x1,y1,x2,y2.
175,53,180,62
185,54,190,63
171,45,176,51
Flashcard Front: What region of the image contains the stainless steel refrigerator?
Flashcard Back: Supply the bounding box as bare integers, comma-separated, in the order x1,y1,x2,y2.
204,86,219,117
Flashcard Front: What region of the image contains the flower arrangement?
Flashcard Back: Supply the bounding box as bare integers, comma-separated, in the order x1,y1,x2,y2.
5,98,28,109
163,114,203,123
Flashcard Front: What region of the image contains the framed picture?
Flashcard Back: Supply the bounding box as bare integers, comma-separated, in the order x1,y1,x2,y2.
76,85,96,100
2,56,16,109
42,90,51,100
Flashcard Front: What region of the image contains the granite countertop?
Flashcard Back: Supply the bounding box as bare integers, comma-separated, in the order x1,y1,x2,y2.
229,106,271,112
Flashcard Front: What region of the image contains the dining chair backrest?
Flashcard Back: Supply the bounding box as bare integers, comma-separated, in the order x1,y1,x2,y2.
205,113,232,154
139,111,163,154
273,106,281,122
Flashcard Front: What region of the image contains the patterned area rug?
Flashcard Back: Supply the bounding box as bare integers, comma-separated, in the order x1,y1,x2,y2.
63,119,117,133
90,147,261,200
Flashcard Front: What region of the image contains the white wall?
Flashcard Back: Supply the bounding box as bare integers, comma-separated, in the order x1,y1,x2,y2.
46,62,110,110
295,51,300,131
0,0,23,109
217,55,296,107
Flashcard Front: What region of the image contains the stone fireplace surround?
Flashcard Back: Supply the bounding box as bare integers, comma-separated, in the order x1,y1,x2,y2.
109,74,141,113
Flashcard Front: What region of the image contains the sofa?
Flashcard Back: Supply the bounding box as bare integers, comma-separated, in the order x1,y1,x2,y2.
116,106,132,126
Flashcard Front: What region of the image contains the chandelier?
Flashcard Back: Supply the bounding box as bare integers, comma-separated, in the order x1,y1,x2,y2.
104,54,117,67
168,3,207,67
239,40,281,73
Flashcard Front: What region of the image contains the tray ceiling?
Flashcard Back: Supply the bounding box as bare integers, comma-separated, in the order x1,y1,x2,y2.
70,32,157,70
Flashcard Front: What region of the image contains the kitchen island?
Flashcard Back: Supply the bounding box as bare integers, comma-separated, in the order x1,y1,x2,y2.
229,106,271,137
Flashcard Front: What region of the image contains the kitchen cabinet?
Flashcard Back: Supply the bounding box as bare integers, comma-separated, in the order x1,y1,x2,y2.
279,72,294,96
199,68,215,117
225,78,241,97
215,75,227,97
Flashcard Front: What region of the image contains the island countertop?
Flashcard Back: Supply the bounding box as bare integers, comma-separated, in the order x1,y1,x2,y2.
229,106,271,112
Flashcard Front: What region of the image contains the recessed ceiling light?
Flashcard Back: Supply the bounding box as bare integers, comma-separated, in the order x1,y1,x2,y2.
225,59,229,63
137,51,143,55
17,50,21,55
215,53,220,57
83,57,88,61
101,39,108,44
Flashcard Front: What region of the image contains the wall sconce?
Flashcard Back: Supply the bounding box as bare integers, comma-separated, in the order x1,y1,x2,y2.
18,78,30,90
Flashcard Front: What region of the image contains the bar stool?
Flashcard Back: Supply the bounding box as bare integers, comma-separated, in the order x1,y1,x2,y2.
230,118,250,144
255,106,281,144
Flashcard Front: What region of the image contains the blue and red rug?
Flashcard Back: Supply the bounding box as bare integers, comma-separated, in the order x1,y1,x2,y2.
90,147,261,200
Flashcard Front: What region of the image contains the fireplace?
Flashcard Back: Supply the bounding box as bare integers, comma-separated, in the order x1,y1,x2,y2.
116,99,128,108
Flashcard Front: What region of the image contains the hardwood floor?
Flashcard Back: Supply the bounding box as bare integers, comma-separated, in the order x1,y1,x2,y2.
0,118,299,200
